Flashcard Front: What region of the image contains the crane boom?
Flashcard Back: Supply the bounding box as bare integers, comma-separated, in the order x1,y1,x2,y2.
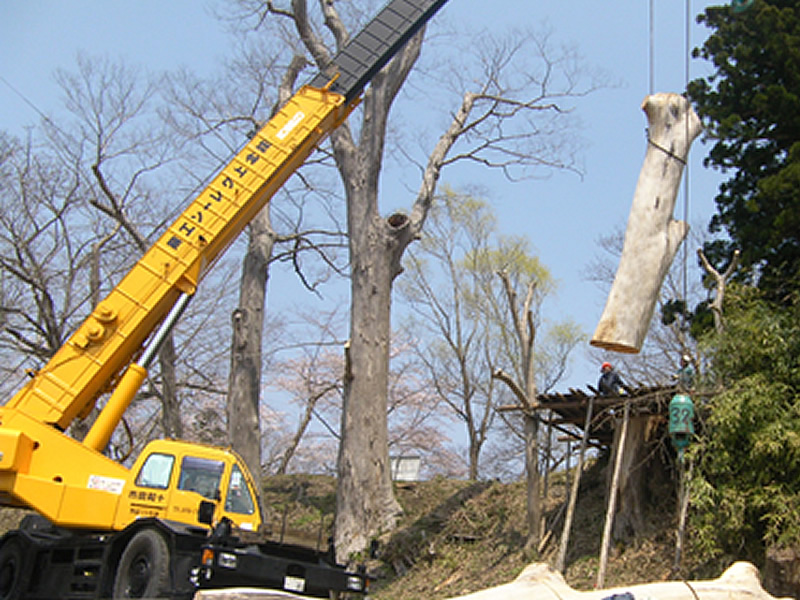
5,0,449,439
5,86,351,432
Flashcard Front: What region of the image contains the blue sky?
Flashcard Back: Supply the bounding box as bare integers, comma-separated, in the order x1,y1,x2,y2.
0,0,727,392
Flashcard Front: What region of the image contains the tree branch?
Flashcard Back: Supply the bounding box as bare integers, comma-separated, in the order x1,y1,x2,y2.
492,367,531,412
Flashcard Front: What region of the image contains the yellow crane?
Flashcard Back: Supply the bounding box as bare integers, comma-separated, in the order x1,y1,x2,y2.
0,1,448,598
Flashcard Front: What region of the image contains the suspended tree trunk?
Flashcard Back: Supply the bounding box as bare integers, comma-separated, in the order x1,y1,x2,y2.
592,93,702,353
697,248,740,334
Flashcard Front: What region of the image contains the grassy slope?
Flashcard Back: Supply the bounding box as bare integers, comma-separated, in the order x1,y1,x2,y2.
256,461,686,599
0,462,689,599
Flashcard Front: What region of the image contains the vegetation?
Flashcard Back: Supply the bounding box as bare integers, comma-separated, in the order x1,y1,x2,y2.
689,286,800,574
688,0,800,302
681,0,800,576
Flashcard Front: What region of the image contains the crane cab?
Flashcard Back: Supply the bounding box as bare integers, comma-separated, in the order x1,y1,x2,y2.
116,439,262,532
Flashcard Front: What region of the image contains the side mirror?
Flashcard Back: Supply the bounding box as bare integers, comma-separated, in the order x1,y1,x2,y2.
198,500,215,525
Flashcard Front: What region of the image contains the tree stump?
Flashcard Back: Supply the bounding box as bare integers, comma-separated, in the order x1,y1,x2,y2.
764,545,800,599
592,93,702,353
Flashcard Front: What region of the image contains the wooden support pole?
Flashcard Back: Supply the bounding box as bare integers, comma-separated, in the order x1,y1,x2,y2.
672,458,693,576
556,397,594,573
597,400,630,589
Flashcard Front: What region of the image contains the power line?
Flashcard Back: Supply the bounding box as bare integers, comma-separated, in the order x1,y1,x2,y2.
0,75,58,130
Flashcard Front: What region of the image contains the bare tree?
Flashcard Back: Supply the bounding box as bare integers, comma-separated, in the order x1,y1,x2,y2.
8,55,248,452
162,30,352,485
265,308,456,478
226,55,309,489
386,330,462,479
0,134,93,388
223,0,599,558
697,247,740,334
399,190,505,480
51,55,189,438
400,189,583,505
493,272,543,551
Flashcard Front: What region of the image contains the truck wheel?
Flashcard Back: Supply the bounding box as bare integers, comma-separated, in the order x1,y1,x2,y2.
0,539,23,600
113,529,170,599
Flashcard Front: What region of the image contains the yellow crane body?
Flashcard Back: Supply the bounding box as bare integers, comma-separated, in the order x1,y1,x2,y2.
0,84,353,531
0,1,450,596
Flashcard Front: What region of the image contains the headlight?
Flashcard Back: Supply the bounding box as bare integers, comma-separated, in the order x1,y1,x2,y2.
347,575,364,591
219,552,238,569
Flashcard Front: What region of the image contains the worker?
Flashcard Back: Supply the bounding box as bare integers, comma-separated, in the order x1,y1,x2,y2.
676,354,695,390
598,361,625,396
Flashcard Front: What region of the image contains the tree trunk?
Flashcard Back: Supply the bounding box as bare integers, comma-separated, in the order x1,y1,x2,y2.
158,335,182,438
592,93,702,353
523,412,540,551
227,210,274,486
764,545,800,599
225,52,301,488
698,247,740,334
275,393,316,476
335,206,403,561
608,415,650,542
328,28,427,560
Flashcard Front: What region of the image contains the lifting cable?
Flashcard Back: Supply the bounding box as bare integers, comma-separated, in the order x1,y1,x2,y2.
649,0,693,327
648,5,697,578
682,0,691,314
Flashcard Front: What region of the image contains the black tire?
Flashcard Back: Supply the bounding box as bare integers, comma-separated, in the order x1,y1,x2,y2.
112,529,171,599
0,539,24,600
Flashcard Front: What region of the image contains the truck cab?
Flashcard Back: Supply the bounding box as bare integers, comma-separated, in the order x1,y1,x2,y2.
116,440,262,533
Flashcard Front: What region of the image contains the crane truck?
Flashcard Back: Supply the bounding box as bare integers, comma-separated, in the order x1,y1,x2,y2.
0,0,448,598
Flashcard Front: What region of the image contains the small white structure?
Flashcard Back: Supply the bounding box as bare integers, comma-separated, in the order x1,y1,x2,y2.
390,455,421,482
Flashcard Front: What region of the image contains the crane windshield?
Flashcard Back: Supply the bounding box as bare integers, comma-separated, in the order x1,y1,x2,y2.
178,456,224,501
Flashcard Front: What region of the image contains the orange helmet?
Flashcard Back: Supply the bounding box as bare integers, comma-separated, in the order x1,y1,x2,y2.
601,362,612,371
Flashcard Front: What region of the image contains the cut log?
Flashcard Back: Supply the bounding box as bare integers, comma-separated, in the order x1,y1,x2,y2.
446,561,790,600
592,93,702,353
191,561,790,600
194,591,306,600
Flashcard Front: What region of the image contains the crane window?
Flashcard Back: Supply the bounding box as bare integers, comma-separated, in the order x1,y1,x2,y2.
136,453,175,489
178,456,224,501
225,464,256,515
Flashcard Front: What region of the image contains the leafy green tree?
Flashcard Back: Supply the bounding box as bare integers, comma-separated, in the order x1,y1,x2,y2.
689,285,800,569
398,188,583,488
688,1,800,302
